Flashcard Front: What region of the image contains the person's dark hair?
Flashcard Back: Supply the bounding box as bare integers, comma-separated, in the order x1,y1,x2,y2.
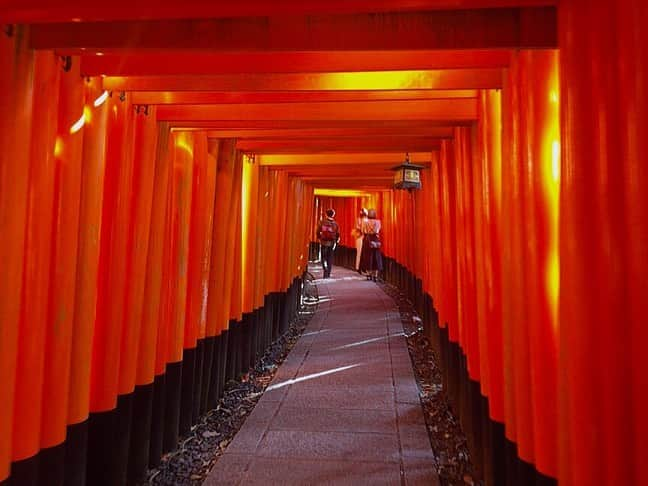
326,208,336,218
367,208,377,219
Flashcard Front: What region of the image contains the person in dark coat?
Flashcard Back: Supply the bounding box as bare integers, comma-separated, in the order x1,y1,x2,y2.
316,208,340,279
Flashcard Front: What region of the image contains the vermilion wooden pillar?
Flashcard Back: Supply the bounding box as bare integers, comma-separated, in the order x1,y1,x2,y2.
204,139,235,407
36,60,85,485
12,50,59,483
116,107,159,484
475,90,504,425
559,1,647,485
162,131,195,452
67,76,109,486
87,90,136,485
0,27,33,483
130,120,169,480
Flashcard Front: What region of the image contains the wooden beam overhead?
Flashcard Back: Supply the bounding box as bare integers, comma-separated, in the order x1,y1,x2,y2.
258,152,431,166
30,8,557,50
1,1,557,23
105,70,502,92
170,120,471,130
156,99,478,122
283,166,408,175
205,126,454,139
79,50,510,76
170,120,471,131
131,90,478,105
314,182,395,189
297,175,395,180
236,137,442,154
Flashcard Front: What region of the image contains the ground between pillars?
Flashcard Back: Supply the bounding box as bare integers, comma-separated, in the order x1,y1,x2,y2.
380,281,481,486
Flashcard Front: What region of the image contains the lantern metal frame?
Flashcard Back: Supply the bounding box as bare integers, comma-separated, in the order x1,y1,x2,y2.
391,153,424,190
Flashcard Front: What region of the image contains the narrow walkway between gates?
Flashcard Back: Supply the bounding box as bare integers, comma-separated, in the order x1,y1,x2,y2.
205,265,439,485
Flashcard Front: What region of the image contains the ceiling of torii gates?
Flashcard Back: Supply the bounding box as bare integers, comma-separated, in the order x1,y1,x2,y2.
1,0,557,192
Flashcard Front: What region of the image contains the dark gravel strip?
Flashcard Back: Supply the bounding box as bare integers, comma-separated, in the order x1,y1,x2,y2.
141,284,319,486
380,282,483,486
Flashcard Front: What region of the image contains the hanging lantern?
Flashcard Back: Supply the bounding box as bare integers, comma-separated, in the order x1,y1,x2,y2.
391,153,424,190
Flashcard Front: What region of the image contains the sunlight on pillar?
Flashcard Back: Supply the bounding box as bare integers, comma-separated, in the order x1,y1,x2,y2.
174,131,194,158
93,90,108,108
82,105,92,125
69,112,85,134
241,154,255,307
54,136,64,158
543,63,561,332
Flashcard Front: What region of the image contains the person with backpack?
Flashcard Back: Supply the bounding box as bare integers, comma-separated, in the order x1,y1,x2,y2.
317,208,340,279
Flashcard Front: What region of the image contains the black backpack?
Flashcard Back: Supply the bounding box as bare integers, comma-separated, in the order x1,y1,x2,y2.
320,221,337,241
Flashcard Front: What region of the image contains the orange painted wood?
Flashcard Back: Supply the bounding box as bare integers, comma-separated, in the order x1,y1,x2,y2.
90,92,136,412
474,90,505,423
38,60,85,451
80,50,509,76
29,8,556,50
236,138,442,154
118,109,159,394
136,122,171,385
68,78,109,425
14,51,59,455
0,27,33,478
166,131,195,365
108,72,500,93
228,157,244,322
170,119,472,130
2,0,556,23
185,133,217,348
439,140,458,337
500,52,528,453
518,50,559,477
241,159,260,313
207,126,455,140
132,91,476,106
453,126,480,380
205,139,236,337
2,30,37,463
154,132,175,377
254,169,270,306
259,153,431,166
198,142,218,341
559,1,647,484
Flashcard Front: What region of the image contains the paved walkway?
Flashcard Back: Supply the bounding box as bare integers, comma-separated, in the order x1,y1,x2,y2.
205,265,439,485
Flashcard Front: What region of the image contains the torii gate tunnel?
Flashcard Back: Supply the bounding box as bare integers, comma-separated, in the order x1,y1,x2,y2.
0,1,646,485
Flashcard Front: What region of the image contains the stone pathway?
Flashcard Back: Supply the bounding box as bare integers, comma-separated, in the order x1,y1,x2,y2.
204,265,440,485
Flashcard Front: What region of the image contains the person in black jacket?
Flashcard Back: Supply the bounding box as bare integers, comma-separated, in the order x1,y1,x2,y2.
317,208,340,279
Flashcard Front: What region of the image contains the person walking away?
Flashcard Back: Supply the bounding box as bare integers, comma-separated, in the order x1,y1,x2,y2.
359,208,383,281
317,208,340,279
353,208,368,273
